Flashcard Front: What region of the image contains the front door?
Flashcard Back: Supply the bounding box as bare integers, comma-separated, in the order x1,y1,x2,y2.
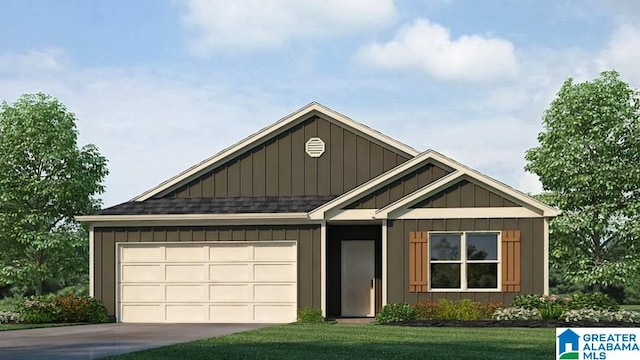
341,240,375,317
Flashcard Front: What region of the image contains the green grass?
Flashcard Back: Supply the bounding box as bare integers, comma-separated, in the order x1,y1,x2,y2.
0,323,85,331
620,305,640,311
108,324,555,360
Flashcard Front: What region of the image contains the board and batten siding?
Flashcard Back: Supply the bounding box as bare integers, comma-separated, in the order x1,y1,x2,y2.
93,225,321,318
344,161,452,209
386,218,544,305
413,180,519,208
159,115,411,199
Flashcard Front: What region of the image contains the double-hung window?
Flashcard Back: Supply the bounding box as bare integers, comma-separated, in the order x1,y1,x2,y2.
429,232,499,291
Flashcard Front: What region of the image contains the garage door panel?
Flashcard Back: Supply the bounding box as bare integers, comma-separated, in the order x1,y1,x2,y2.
166,284,207,302
121,246,164,262
121,304,163,322
210,305,252,322
121,265,164,282
166,305,207,322
254,243,296,261
254,305,296,322
210,245,252,261
165,264,206,281
118,242,297,323
210,284,252,302
210,264,252,281
254,264,296,281
121,284,163,302
166,246,206,261
254,284,296,302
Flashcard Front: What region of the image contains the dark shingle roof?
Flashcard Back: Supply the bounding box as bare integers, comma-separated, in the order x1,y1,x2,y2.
98,196,337,215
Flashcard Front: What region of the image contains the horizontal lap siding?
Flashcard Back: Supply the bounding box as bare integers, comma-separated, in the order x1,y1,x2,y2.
345,161,452,209
160,115,410,198
94,225,321,318
386,218,543,306
414,180,519,208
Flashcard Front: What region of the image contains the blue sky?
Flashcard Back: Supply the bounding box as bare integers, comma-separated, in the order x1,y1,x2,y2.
2,0,639,206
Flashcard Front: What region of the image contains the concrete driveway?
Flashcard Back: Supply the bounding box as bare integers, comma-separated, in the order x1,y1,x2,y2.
0,323,272,359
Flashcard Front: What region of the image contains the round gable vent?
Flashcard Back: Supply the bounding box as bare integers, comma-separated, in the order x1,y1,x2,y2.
305,137,325,158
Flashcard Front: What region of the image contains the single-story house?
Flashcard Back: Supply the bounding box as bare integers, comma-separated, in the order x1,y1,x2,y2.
77,102,559,323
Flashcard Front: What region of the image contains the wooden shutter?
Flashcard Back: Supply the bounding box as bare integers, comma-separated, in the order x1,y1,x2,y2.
409,231,428,293
501,230,521,292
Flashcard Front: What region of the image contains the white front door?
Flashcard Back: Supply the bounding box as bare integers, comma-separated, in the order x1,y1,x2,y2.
341,240,375,317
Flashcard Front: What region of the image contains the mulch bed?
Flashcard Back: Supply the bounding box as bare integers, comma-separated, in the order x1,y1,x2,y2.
388,320,640,328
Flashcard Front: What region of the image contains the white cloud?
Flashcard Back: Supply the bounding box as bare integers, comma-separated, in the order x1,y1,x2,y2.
354,19,519,82
0,48,69,75
180,0,396,54
598,24,640,86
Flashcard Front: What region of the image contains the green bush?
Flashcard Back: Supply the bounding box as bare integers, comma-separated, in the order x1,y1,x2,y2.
565,292,619,311
15,294,109,324
434,299,481,320
15,297,60,323
376,303,418,324
539,304,564,320
413,299,503,320
297,307,324,323
511,294,545,309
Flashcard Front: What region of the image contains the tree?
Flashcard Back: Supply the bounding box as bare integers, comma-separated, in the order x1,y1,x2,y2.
0,93,108,295
525,70,640,291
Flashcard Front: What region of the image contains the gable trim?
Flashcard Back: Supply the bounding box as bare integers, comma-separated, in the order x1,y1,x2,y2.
393,207,542,219
308,151,457,220
375,151,560,218
133,102,419,201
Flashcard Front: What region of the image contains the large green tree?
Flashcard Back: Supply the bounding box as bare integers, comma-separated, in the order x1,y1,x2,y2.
0,93,108,295
525,70,640,290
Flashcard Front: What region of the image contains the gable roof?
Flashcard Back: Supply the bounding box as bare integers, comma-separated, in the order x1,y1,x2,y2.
133,102,420,202
310,149,560,219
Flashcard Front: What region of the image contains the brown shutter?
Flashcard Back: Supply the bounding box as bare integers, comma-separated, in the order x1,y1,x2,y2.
501,230,521,292
409,231,428,293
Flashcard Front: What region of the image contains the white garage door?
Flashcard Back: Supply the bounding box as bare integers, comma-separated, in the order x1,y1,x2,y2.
117,241,297,323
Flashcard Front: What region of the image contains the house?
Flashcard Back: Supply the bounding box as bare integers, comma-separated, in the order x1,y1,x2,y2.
77,102,559,323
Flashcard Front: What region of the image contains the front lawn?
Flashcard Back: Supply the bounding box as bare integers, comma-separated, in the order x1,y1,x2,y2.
0,323,84,331
108,324,555,360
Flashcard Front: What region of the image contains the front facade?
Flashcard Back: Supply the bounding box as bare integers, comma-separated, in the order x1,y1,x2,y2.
78,103,559,323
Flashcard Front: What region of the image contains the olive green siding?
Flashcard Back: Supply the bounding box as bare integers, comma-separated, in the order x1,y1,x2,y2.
160,115,411,199
93,225,321,318
413,180,519,208
386,217,544,305
344,161,452,209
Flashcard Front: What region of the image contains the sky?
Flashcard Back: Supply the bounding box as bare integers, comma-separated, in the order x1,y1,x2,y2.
1,0,640,207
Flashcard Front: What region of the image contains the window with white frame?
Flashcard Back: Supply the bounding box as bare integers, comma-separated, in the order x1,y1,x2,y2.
429,232,499,290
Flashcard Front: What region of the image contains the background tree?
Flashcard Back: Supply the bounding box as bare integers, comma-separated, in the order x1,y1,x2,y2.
525,70,640,292
0,93,108,295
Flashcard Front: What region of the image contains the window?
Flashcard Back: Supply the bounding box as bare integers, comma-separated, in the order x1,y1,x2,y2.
429,232,499,291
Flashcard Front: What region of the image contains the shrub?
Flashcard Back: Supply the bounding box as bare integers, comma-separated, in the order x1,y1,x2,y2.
565,292,619,311
0,311,22,324
539,304,564,320
561,309,640,323
15,294,109,324
434,299,480,320
413,299,438,320
376,303,417,324
297,307,324,323
493,307,541,320
476,301,503,319
15,297,60,324
56,293,109,323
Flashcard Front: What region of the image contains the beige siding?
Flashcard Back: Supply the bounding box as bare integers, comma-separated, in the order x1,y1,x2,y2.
160,116,411,199
414,180,519,208
386,218,544,305
94,225,321,319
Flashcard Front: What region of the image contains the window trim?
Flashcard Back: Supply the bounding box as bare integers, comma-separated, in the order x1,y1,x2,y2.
428,231,502,292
